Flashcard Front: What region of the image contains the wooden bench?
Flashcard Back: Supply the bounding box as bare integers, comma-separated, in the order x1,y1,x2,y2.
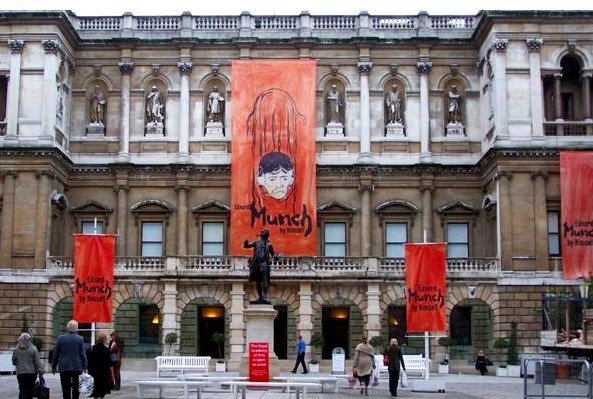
375,354,428,379
221,380,321,399
134,379,210,399
155,356,211,377
273,375,349,393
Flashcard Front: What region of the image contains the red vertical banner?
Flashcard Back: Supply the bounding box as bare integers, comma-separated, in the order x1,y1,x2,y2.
560,151,593,279
405,243,447,332
249,342,269,382
230,60,317,256
73,234,116,322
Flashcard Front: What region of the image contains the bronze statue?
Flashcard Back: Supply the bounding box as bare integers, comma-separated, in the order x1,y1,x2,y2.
243,229,279,304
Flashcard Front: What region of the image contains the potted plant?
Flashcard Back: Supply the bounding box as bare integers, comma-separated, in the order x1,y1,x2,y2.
164,332,178,355
437,337,453,374
309,334,324,373
211,332,226,372
506,321,521,377
493,336,509,377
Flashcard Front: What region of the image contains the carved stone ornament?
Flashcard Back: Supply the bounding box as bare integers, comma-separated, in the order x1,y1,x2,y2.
8,39,24,53
491,38,509,51
152,64,161,75
41,39,60,54
357,61,373,75
330,64,339,76
178,61,193,74
211,63,220,75
118,62,134,74
525,38,543,52
416,60,433,75
390,64,399,75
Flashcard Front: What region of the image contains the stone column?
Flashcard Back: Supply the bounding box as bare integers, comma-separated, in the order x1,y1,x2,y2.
34,171,54,267
357,60,373,162
178,59,193,161
582,73,592,119
161,281,178,353
532,171,549,270
417,59,432,159
118,62,134,161
6,40,24,139
0,172,17,266
229,282,246,371
420,177,434,242
358,173,373,257
526,39,544,136
366,283,381,338
41,39,60,141
114,181,129,256
297,283,313,338
491,39,509,136
175,181,189,256
553,73,564,136
495,171,513,270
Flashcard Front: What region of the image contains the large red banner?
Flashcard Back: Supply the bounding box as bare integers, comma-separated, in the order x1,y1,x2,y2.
405,243,447,332
230,60,317,256
73,234,116,322
560,152,593,279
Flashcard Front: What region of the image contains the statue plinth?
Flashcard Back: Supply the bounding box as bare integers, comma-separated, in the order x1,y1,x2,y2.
86,122,105,136
238,304,279,378
205,122,224,137
446,122,465,137
146,122,165,136
325,122,344,136
385,122,405,137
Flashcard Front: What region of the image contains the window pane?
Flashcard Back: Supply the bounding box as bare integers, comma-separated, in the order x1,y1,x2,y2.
203,243,223,256
82,221,104,234
142,222,162,241
447,223,468,243
324,222,346,256
202,222,224,256
386,223,406,257
448,244,468,258
325,243,346,257
548,211,560,256
142,243,162,257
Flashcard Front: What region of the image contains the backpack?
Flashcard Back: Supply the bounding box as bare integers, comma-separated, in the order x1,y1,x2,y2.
383,348,391,366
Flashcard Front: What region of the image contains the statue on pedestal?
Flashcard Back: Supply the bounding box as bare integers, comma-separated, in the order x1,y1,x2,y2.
146,85,164,124
243,229,279,304
207,85,225,123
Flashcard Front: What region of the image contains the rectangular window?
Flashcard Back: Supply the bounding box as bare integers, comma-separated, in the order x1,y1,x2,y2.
447,223,469,258
141,222,163,256
81,221,104,234
202,222,224,256
139,304,160,344
385,222,407,257
324,222,346,256
548,211,560,256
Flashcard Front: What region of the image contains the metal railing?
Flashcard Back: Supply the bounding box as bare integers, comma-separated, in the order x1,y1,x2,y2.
524,358,591,398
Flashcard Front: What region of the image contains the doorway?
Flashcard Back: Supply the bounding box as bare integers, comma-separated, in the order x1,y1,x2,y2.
198,306,225,358
322,306,350,359
274,305,288,359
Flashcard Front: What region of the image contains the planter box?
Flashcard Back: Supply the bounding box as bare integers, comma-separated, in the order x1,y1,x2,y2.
215,362,226,372
507,365,521,378
438,364,449,374
309,362,320,373
496,366,508,377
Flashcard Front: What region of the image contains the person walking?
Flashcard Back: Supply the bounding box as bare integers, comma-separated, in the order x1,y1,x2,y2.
88,332,114,399
352,336,374,396
387,338,406,397
12,332,44,399
51,320,87,399
291,335,308,374
108,332,124,390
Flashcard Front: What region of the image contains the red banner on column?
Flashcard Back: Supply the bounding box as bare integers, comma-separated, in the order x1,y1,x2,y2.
229,59,317,256
73,234,116,322
249,342,269,382
560,151,593,279
405,243,447,332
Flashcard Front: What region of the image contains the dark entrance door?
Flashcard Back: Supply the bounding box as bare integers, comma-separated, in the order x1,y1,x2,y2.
274,305,288,359
322,306,350,359
198,306,225,358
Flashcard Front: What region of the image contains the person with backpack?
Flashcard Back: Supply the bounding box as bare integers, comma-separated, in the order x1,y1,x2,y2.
243,229,279,304
386,338,406,397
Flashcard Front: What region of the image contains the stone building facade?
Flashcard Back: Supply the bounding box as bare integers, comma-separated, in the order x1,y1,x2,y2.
0,10,592,371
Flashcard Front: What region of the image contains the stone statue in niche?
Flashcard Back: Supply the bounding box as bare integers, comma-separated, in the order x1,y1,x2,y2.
446,85,465,136
325,84,344,136
146,85,165,135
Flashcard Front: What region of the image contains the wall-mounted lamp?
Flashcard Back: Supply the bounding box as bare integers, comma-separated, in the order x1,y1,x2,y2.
468,285,476,298
151,314,160,324
69,283,75,295
133,283,143,299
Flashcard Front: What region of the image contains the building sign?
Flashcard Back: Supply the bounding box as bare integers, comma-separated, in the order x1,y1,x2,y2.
230,60,317,256
249,342,269,382
405,243,447,332
73,234,116,322
560,151,593,279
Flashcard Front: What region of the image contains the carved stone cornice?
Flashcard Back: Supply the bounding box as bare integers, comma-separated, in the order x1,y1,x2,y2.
118,62,134,75
113,185,130,193
175,184,190,193
41,39,60,54
178,61,193,74
35,170,56,180
531,171,549,181
357,183,374,193
525,38,543,52
419,185,435,194
357,61,373,75
491,38,508,52
1,170,18,179
416,60,432,75
8,39,24,53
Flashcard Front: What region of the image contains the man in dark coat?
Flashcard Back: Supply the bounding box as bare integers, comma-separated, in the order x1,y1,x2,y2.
52,320,87,399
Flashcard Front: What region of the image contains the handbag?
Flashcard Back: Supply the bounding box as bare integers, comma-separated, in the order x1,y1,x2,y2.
372,373,379,386
400,369,409,388
34,375,49,399
78,372,94,395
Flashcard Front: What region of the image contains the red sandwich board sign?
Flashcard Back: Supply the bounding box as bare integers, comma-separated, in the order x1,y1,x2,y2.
249,342,269,382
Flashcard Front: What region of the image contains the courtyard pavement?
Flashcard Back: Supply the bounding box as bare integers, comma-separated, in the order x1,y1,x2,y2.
0,369,525,399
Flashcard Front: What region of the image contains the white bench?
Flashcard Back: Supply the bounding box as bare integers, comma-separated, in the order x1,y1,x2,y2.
274,375,349,393
179,374,248,392
375,354,428,379
221,380,321,399
134,379,209,399
155,356,211,377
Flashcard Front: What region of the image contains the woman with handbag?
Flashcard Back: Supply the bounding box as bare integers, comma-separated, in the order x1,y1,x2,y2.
352,336,374,396
12,332,44,399
88,332,114,399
